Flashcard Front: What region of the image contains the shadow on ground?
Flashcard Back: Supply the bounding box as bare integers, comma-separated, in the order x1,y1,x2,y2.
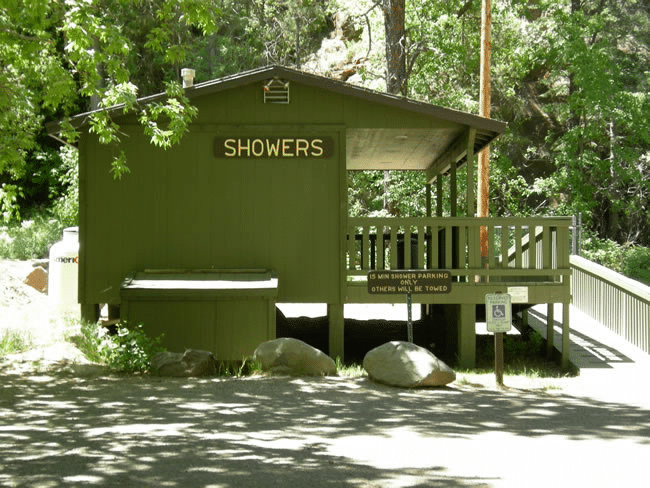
1,361,649,487
526,307,635,369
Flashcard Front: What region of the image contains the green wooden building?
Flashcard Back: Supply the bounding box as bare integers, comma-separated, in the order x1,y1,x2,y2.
53,66,572,366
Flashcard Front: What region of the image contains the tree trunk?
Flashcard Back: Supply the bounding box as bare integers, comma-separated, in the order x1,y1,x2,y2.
383,0,407,96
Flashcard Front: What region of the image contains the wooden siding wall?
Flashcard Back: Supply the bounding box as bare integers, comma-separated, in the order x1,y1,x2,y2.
79,80,464,308
81,131,341,304
126,298,275,359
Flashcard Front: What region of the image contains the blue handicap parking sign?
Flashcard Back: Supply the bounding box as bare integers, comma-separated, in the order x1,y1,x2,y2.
492,304,506,319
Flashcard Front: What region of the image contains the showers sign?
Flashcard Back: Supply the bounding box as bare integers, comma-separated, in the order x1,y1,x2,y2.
215,136,334,159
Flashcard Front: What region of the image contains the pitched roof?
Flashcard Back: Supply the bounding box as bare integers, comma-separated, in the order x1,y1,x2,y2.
50,65,507,173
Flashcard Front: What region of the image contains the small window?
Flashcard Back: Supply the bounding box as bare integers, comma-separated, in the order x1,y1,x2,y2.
263,78,290,104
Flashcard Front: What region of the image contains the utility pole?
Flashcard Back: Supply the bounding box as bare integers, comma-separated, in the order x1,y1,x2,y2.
478,0,491,249
478,0,503,388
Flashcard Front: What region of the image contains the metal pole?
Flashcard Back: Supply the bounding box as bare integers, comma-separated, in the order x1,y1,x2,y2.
406,292,413,342
495,332,504,387
572,214,577,255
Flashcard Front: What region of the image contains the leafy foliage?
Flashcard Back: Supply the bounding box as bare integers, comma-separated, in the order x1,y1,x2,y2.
50,146,79,228
0,214,62,259
622,247,650,286
75,321,166,373
346,0,650,248
2,0,650,261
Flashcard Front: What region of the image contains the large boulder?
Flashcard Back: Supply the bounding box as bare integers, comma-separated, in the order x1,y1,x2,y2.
254,338,337,376
150,349,217,377
363,341,456,387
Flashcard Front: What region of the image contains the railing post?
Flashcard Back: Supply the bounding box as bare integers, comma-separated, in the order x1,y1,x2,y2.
468,222,481,282
514,225,523,268
390,225,398,270
378,224,385,270
405,225,412,269
529,226,537,270
417,225,425,270
348,223,357,271
500,225,508,268
487,223,496,268
362,224,370,270
430,222,438,269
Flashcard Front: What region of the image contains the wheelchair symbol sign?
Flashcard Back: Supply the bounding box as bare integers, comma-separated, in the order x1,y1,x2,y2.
492,304,506,319
485,293,512,333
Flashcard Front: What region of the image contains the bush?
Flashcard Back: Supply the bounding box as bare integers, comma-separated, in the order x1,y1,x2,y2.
581,235,625,273
622,246,650,286
0,214,63,259
0,146,78,260
73,321,166,373
580,233,650,287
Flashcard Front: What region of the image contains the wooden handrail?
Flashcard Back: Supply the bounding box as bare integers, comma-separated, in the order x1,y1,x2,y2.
346,216,572,282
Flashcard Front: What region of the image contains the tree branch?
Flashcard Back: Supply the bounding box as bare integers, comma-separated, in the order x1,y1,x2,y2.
0,27,51,44
457,0,474,18
404,43,429,84
356,1,382,62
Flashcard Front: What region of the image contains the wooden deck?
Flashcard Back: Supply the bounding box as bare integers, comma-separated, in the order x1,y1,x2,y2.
345,216,572,304
337,216,573,367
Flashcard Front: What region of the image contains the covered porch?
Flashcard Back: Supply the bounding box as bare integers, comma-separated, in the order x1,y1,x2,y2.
332,125,572,368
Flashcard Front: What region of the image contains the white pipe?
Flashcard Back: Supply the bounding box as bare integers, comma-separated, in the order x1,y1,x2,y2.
181,68,195,88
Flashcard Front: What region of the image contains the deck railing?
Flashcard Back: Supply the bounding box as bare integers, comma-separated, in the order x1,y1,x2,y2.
571,255,650,354
347,216,572,284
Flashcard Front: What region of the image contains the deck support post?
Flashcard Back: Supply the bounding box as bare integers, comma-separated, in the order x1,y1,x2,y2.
458,304,476,368
328,303,344,362
546,303,555,357
81,303,100,323
562,302,570,369
521,307,529,329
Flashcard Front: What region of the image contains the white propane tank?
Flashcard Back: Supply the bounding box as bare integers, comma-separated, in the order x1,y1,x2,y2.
48,226,79,314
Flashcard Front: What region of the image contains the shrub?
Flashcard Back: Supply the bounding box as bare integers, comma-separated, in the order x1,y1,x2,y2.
0,146,78,260
74,321,166,373
622,246,650,286
0,214,63,259
581,235,625,273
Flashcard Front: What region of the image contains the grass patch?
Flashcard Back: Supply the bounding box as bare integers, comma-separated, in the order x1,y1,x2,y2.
336,356,367,378
215,358,264,377
470,330,578,378
0,328,33,356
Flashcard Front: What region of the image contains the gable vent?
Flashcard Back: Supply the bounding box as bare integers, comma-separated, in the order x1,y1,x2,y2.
263,78,290,104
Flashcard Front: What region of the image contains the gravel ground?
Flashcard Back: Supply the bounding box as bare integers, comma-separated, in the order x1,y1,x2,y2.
1,259,650,487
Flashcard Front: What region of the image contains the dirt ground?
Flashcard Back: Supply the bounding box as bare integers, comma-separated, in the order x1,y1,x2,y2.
1,259,650,487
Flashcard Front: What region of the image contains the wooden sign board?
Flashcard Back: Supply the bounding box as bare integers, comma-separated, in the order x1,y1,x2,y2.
214,136,334,159
367,270,452,295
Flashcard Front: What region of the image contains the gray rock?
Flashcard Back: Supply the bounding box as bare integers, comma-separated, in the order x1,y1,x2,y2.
363,341,456,387
254,338,337,376
151,349,217,377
